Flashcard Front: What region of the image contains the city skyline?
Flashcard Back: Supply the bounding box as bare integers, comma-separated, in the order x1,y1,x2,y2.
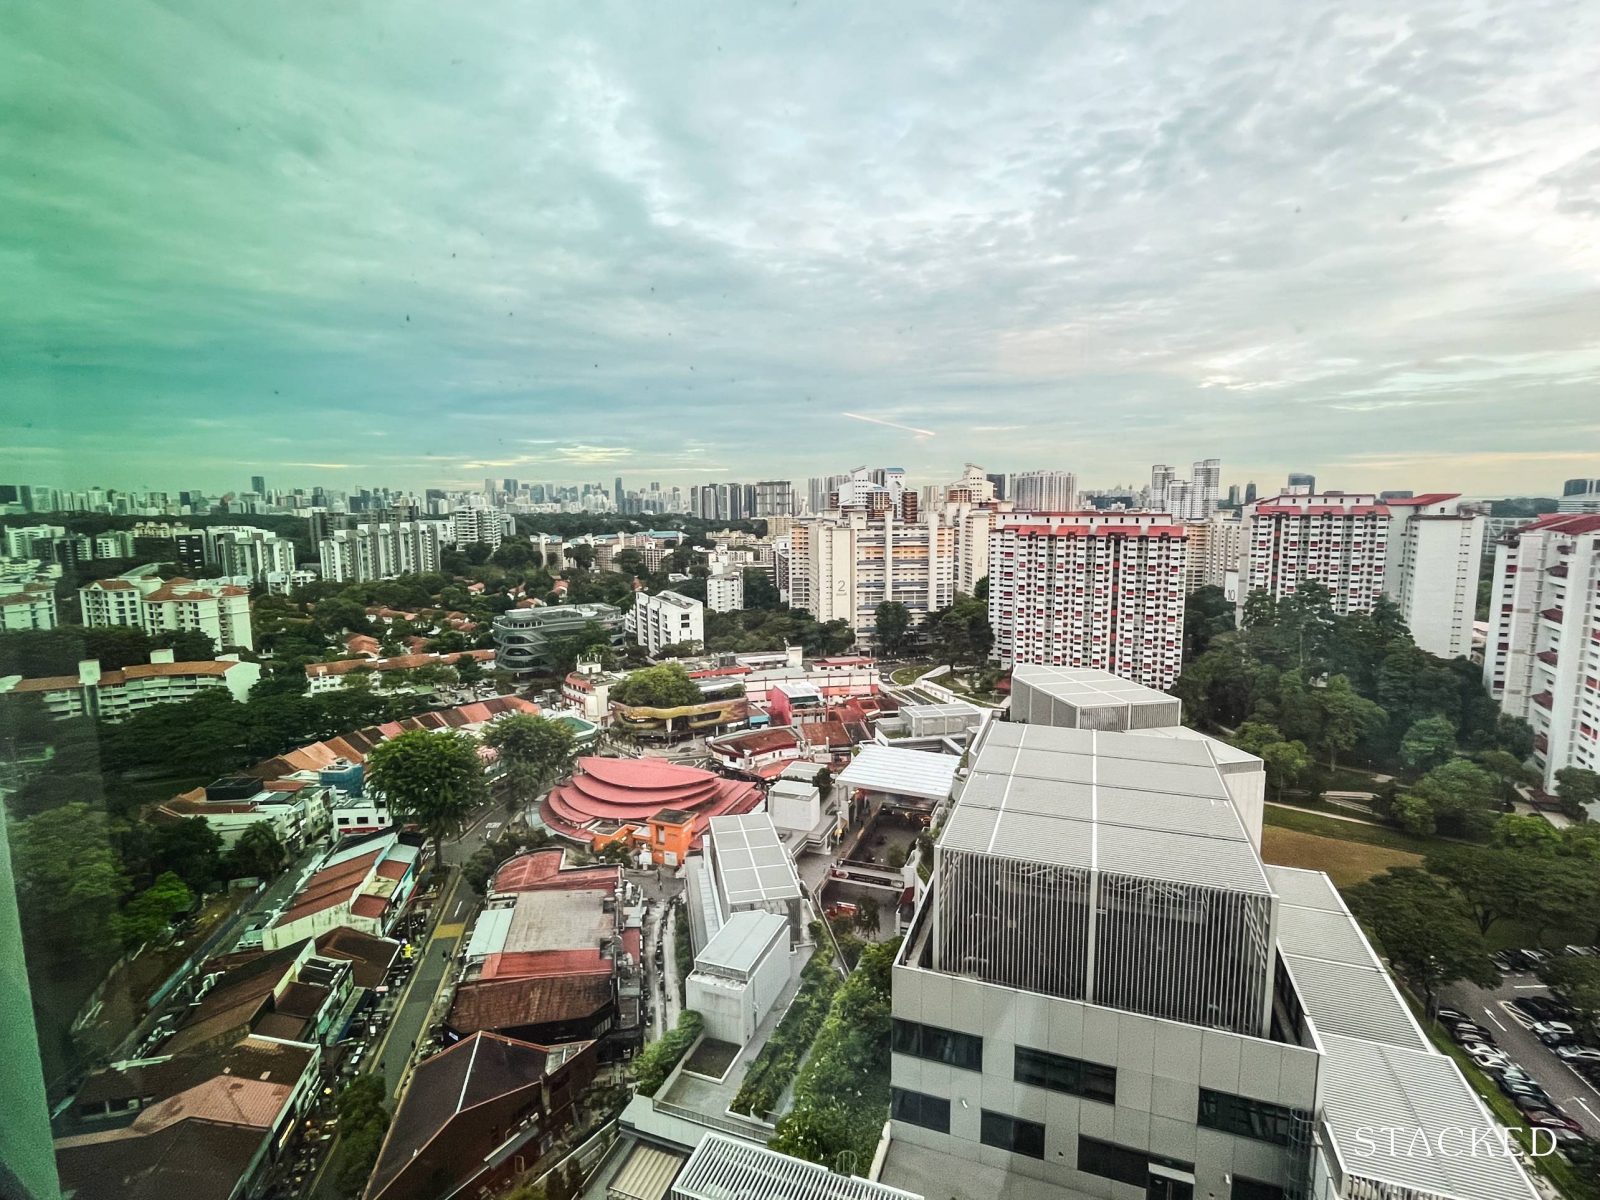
4,3,1598,495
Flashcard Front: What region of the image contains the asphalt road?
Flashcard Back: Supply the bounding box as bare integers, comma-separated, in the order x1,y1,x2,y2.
1441,972,1600,1137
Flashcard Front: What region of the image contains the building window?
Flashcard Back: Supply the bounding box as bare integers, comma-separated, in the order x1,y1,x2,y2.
1014,1045,1116,1103
1233,1178,1287,1200
890,1087,950,1133
892,1019,983,1071
981,1110,1045,1159
1198,1088,1303,1146
1077,1137,1194,1188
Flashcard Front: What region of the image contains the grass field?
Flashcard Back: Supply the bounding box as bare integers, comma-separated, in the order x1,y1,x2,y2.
1259,825,1422,888
1263,802,1440,854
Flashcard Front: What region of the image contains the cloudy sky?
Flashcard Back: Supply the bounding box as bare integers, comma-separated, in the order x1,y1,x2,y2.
3,0,1598,497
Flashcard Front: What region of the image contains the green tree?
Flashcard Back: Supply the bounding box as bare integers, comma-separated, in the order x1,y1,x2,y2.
1317,674,1386,768
333,1076,390,1198
147,816,225,892
610,663,705,708
1495,713,1536,760
455,654,485,686
10,802,127,956
117,871,193,948
1539,956,1600,1024
1234,721,1310,798
1399,714,1457,773
742,568,781,610
1424,845,1530,936
1407,759,1501,840
364,729,487,860
222,822,288,880
612,548,646,577
1478,749,1536,802
1554,767,1600,821
873,601,913,656
1347,868,1498,1008
483,714,577,811
1182,585,1236,659
563,543,596,573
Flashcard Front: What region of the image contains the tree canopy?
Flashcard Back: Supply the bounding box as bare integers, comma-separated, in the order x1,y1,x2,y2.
364,729,487,854
1346,867,1498,1007
609,663,706,709
483,714,577,809
872,601,913,656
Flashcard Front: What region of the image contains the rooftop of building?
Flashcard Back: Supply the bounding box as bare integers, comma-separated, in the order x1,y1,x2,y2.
673,1132,920,1200
943,722,1270,895
836,743,960,802
489,847,619,895
708,813,803,906
692,909,789,978
447,973,613,1036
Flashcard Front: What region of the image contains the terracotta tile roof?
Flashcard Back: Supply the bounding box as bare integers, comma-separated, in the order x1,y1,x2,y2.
481,949,613,980
314,926,401,988
448,974,612,1036
376,857,410,880
274,981,330,1019
275,850,381,927
0,590,54,606
262,779,308,793
1383,493,1461,507
56,1120,266,1200
251,1012,312,1041
488,849,618,894
72,1035,314,1111
351,893,391,919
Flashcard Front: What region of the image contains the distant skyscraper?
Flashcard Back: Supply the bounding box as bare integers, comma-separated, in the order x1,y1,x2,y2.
1244,481,1257,504
1150,464,1175,511
1287,471,1316,492
985,472,1008,501
754,480,795,518
1226,484,1241,507
614,476,625,513
250,474,266,496
1191,457,1221,516
1011,470,1076,512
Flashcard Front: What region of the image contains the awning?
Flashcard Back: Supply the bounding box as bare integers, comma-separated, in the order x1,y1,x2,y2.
608,1142,685,1200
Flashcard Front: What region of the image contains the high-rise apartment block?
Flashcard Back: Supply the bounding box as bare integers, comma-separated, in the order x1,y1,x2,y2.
753,480,796,518
1151,459,1221,520
203,526,298,581
634,591,706,656
1381,494,1484,659
1235,493,1388,623
450,503,508,548
319,521,449,583
987,512,1187,689
1202,513,1244,593
79,574,254,652
1483,513,1600,791
705,569,744,613
1011,470,1076,512
883,670,1536,1200
790,512,955,641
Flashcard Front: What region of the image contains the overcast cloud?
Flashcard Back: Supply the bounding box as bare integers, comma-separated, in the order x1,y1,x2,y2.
2,0,1597,495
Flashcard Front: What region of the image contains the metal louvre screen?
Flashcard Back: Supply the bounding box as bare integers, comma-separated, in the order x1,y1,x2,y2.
934,849,1091,998
1091,871,1272,1035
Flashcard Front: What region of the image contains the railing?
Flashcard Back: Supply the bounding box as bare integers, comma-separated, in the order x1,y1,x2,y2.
654,1098,775,1136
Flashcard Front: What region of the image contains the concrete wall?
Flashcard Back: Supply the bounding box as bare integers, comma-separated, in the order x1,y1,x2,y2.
890,964,1319,1200
686,926,788,1045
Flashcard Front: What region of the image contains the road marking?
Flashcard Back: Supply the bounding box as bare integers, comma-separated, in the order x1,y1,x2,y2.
1483,1008,1508,1032
432,923,466,939
1571,1095,1600,1122
453,898,467,919
1512,984,1546,990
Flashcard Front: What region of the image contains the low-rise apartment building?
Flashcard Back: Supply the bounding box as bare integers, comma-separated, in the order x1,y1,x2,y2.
635,590,705,656
0,581,57,631
79,572,255,651
1,649,259,720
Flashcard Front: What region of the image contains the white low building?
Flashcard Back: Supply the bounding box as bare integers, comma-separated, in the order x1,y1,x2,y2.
0,581,57,631
635,590,705,656
684,910,791,1048
0,649,260,721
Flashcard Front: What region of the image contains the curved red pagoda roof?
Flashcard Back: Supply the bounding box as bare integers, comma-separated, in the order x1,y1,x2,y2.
539,755,761,848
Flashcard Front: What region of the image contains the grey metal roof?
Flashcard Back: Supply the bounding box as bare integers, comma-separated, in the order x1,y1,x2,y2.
942,725,1271,895
671,1132,922,1200
709,813,803,906
836,744,959,801
1010,664,1175,707
1319,1033,1540,1200
610,1142,686,1200
692,910,788,979
1266,866,1428,1051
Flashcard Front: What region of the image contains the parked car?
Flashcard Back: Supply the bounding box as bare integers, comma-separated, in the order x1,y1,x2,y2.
1521,948,1552,968
1555,1045,1600,1063
1513,996,1569,1022
1436,1007,1472,1024
1491,950,1521,973
1528,1111,1584,1134
1448,1023,1495,1046
1534,1021,1578,1046
1511,1090,1555,1114
1564,945,1599,957
1464,1045,1510,1070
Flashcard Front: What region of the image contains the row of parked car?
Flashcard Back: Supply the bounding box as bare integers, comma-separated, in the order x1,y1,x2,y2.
1439,1002,1590,1152
1491,944,1600,974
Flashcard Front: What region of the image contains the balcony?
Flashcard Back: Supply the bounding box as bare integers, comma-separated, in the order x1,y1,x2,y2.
1541,608,1565,623
1532,691,1555,711
1548,564,1569,578
1538,650,1560,667
1535,733,1549,754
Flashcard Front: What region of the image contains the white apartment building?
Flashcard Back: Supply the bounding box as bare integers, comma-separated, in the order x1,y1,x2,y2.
205,526,298,580
1483,513,1600,790
2,525,64,558
705,570,744,613
79,574,254,652
451,504,509,548
0,582,58,631
1558,477,1600,513
790,512,956,641
987,512,1188,690
0,650,260,721
1203,513,1243,592
1235,492,1388,624
93,531,137,559
318,521,448,583
1151,459,1221,520
879,675,1537,1200
635,590,705,656
1381,494,1484,660
1011,470,1077,512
